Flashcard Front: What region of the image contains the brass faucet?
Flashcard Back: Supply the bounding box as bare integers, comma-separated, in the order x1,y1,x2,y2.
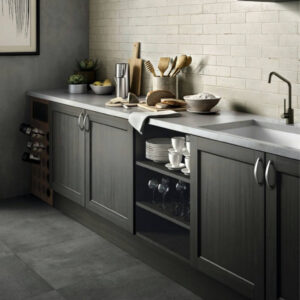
268,72,294,125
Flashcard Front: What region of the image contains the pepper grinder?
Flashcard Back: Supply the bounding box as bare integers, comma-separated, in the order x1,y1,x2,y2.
114,63,130,99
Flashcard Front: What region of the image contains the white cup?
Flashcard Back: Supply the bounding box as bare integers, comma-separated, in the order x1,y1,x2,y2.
169,151,182,167
186,141,191,154
171,137,185,153
185,156,191,172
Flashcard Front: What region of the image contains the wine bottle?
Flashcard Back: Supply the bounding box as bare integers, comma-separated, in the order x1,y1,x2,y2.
19,123,32,135
22,152,41,164
19,123,45,138
26,141,46,152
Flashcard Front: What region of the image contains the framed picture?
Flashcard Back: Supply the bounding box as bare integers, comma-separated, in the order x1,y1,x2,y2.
0,0,39,55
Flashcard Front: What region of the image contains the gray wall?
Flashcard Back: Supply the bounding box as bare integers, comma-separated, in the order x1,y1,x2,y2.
0,0,89,199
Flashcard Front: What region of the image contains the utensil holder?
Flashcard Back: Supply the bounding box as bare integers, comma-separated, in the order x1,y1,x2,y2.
153,76,178,98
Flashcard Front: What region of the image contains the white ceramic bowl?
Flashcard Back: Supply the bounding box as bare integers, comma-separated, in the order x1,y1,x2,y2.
183,95,221,112
90,84,114,95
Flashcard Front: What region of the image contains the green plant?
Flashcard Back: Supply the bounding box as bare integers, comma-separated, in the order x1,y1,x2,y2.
68,74,86,85
78,58,99,71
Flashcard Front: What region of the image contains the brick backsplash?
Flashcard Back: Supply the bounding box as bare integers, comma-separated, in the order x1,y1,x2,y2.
89,0,300,121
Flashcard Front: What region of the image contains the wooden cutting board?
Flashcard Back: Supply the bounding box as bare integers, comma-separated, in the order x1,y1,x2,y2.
129,42,142,96
138,103,186,112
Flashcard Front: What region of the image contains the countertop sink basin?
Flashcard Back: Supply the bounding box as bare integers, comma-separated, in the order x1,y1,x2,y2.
204,120,300,150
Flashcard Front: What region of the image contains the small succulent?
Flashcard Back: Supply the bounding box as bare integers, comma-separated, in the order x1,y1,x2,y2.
78,59,99,71
68,74,86,85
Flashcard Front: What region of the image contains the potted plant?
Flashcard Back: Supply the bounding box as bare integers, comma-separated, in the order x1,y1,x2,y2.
68,74,87,94
76,59,99,84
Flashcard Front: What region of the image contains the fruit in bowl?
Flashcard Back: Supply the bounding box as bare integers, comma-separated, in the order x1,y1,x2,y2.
103,79,112,86
90,79,114,95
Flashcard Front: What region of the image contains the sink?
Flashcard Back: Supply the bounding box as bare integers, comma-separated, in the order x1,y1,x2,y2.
205,120,300,150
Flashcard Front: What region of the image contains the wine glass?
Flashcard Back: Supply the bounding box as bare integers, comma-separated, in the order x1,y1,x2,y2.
148,178,159,204
158,178,170,210
176,181,188,217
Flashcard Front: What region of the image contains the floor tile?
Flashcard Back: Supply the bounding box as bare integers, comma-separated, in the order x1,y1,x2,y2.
0,210,97,253
0,195,56,225
59,264,202,300
0,255,52,300
26,290,66,300
18,235,141,289
0,240,13,258
0,196,202,299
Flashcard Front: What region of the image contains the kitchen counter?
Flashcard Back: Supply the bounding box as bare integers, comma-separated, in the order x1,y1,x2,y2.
28,89,300,160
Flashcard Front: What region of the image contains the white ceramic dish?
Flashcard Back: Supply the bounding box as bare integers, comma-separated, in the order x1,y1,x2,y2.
90,84,114,95
181,168,190,175
165,163,185,170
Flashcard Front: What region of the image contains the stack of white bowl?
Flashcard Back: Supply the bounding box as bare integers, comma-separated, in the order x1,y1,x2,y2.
146,138,171,163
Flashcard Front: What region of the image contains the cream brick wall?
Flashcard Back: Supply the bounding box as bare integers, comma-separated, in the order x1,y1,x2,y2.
89,0,300,121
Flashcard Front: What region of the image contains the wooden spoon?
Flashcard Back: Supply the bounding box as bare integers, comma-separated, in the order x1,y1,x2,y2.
158,57,170,77
144,60,157,77
171,55,187,77
167,56,177,77
172,55,192,77
185,56,192,68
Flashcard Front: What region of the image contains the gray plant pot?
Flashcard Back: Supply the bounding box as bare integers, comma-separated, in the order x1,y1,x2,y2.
68,84,87,94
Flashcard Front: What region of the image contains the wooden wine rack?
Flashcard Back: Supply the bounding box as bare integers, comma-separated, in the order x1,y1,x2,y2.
30,98,53,206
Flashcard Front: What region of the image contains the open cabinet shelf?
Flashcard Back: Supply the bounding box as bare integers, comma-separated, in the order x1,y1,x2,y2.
136,160,190,184
136,201,190,230
136,207,190,260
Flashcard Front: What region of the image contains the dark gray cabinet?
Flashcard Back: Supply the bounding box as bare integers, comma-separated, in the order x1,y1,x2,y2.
50,103,133,231
191,136,300,300
85,111,134,232
190,137,265,300
266,154,300,300
50,103,85,206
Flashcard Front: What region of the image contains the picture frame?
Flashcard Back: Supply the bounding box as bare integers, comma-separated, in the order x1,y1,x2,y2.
0,0,40,55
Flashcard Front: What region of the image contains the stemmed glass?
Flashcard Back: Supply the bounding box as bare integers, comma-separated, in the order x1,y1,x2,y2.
176,181,188,217
158,177,170,210
148,178,159,204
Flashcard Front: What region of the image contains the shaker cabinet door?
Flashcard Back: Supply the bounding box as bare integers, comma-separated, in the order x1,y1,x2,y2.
50,103,85,206
190,137,265,300
266,154,300,300
85,111,134,232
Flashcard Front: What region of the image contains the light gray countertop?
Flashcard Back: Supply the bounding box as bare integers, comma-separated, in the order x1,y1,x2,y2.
27,89,300,160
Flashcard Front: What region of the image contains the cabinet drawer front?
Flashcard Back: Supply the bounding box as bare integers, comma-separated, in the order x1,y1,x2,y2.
50,105,85,206
85,117,133,232
191,137,265,300
266,154,300,300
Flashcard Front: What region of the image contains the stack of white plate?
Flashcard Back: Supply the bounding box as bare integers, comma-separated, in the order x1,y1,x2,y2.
146,138,171,163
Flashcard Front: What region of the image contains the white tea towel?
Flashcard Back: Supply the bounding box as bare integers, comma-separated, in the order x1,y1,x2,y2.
128,110,180,134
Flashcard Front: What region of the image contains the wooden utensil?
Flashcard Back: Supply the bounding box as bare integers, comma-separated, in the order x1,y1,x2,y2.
158,57,170,77
171,55,187,77
185,56,192,68
144,60,157,77
167,56,177,77
128,42,143,96
172,55,192,77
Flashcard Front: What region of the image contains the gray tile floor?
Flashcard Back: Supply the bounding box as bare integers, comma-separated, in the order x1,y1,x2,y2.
0,196,201,300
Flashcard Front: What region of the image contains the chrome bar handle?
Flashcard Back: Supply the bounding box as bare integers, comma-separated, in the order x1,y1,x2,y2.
265,160,276,189
78,112,84,130
83,114,90,132
254,157,264,185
